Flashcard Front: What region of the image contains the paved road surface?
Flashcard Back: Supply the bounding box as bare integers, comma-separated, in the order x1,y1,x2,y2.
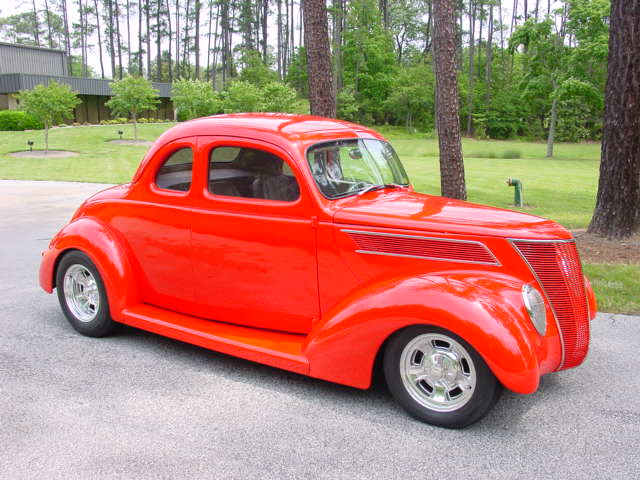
1,180,638,479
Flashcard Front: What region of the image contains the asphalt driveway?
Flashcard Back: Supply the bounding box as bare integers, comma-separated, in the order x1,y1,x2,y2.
1,180,638,479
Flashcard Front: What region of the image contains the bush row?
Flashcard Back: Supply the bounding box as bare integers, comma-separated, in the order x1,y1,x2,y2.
99,117,168,125
0,110,43,131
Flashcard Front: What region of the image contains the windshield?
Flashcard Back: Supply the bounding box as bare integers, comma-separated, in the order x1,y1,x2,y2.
306,139,410,199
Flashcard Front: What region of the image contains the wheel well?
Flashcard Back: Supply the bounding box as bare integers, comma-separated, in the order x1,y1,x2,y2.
51,248,81,289
371,324,427,388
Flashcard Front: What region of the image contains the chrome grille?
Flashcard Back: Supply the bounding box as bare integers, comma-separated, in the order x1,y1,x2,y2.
512,240,590,370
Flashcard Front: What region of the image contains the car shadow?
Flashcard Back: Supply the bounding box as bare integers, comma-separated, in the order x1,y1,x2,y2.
75,320,564,432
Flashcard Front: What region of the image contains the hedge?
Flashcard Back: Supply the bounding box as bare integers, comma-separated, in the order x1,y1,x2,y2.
0,110,44,131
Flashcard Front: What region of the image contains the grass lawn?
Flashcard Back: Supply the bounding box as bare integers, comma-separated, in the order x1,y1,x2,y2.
1,123,637,314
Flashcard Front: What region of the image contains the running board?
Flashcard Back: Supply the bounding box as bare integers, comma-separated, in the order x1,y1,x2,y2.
121,304,310,374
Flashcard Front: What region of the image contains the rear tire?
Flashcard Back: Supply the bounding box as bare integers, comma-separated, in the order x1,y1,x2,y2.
384,325,501,428
56,251,115,337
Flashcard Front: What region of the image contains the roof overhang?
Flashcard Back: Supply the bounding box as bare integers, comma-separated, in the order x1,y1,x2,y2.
0,73,172,98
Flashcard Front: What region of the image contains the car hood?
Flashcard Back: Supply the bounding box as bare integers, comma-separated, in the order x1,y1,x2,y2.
332,190,572,240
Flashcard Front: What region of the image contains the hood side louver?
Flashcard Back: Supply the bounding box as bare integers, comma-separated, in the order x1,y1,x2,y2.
343,230,499,265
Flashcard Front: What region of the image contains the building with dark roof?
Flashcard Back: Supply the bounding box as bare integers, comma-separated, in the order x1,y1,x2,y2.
0,42,174,123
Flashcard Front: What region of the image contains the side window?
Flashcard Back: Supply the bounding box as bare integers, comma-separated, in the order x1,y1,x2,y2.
209,146,300,202
156,147,193,192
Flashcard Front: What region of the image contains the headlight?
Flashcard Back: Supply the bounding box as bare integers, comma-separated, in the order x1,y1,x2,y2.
522,283,547,336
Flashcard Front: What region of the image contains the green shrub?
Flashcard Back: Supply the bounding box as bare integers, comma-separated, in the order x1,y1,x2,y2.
261,82,298,112
502,149,522,159
337,88,359,122
0,110,44,131
115,117,128,124
222,81,262,113
138,117,149,123
172,78,221,120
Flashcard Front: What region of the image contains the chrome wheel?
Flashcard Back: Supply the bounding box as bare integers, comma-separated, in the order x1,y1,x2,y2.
63,264,100,323
399,333,477,413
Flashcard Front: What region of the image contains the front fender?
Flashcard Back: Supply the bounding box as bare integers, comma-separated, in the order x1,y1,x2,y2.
39,216,138,320
304,272,558,394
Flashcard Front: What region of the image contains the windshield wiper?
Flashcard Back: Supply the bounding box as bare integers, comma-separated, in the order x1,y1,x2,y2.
357,183,404,196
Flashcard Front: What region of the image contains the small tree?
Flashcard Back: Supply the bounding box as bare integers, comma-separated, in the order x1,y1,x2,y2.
106,75,160,140
171,79,221,121
17,81,80,152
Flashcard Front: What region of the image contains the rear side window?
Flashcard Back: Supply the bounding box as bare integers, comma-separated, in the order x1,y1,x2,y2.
156,148,193,192
208,146,300,202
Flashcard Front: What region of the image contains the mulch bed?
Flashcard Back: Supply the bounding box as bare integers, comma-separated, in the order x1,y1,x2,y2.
9,150,78,158
573,230,640,264
108,139,152,146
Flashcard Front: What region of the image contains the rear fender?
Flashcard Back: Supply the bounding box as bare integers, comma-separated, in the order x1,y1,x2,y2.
39,217,138,321
304,272,550,394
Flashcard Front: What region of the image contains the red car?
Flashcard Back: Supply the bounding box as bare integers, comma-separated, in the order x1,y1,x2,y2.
40,114,595,428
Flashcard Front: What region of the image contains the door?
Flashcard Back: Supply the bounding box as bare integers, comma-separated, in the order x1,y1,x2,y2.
189,136,319,334
111,139,196,313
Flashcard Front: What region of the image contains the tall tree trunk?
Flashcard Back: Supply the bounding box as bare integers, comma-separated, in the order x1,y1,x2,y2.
277,0,283,79
175,0,180,78
78,0,87,76
510,0,517,36
261,0,268,62
139,0,144,75
93,0,105,78
546,82,558,158
212,4,220,87
424,0,433,56
524,0,529,21
107,0,117,77
380,0,389,29
283,0,290,76
303,0,336,117
498,0,505,66
299,0,304,48
157,0,163,81
126,0,132,72
31,0,40,46
289,0,295,66
433,0,466,200
466,0,476,135
195,0,201,78
457,1,463,67
61,0,72,73
332,0,344,93
477,1,484,78
166,0,173,81
43,0,53,47
183,0,191,78
207,0,213,81
146,0,152,79
485,3,493,105
220,0,230,85
588,0,640,239
115,1,124,78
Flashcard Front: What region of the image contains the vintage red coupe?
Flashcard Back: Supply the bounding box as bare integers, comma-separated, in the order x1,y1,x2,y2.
40,114,595,428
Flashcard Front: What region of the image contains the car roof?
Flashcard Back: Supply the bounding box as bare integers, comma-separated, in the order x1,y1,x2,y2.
133,113,386,183
156,113,383,144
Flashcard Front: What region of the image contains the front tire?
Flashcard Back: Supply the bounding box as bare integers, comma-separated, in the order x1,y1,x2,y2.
56,251,115,337
384,325,501,428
